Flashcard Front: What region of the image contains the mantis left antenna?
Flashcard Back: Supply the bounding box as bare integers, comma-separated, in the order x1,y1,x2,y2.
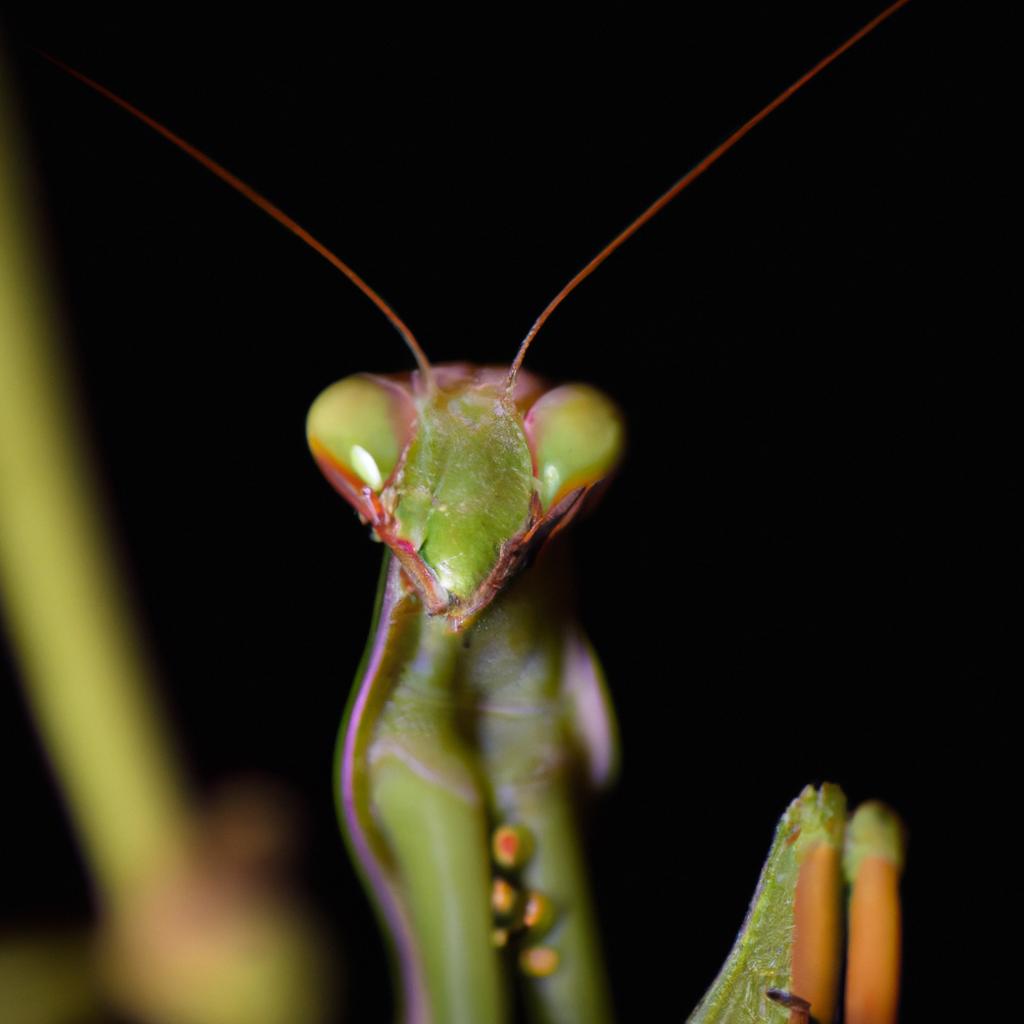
37,52,435,387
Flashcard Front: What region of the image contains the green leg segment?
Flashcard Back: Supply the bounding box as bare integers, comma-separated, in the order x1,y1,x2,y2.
372,757,508,1024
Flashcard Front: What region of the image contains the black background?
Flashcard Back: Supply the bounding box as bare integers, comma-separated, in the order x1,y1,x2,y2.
2,5,984,1021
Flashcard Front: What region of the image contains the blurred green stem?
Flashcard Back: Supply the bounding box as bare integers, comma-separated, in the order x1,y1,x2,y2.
0,47,189,908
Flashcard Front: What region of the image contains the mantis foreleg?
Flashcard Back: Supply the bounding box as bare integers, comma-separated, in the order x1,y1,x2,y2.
373,760,506,1024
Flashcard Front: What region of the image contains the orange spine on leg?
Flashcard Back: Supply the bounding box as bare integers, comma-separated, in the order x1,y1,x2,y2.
843,803,905,1024
790,842,842,1024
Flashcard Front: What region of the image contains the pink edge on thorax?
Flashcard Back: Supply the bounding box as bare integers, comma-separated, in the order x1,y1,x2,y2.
563,629,619,789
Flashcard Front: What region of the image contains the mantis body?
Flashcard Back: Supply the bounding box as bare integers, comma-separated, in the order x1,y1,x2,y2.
8,4,937,1019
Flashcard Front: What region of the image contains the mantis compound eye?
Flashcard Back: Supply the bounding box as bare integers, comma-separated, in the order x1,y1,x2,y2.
524,384,625,510
306,374,415,493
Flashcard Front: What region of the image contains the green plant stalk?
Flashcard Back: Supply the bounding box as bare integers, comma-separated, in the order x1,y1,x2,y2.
0,52,189,908
687,784,848,1023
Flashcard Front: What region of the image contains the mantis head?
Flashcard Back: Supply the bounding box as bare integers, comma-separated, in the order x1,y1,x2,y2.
306,364,624,629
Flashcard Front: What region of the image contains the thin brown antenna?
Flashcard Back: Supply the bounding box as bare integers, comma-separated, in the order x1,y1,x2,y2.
506,0,912,389
38,52,434,386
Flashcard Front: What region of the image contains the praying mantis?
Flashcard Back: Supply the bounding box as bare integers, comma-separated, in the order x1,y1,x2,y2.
4,2,942,1020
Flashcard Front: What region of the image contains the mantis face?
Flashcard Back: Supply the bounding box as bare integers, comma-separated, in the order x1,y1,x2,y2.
307,364,624,628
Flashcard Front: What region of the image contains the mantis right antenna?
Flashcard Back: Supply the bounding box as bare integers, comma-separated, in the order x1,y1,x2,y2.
505,0,912,391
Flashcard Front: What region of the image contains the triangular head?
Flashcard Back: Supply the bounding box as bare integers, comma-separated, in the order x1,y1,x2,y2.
307,364,624,630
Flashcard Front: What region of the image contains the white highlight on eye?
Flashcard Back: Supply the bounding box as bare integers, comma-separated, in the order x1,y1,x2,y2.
350,444,383,490
542,464,560,496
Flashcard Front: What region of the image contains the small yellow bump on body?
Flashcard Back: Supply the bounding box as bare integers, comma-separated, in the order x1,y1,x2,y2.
519,945,560,978
492,927,511,949
522,891,555,934
491,877,520,918
492,824,534,871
